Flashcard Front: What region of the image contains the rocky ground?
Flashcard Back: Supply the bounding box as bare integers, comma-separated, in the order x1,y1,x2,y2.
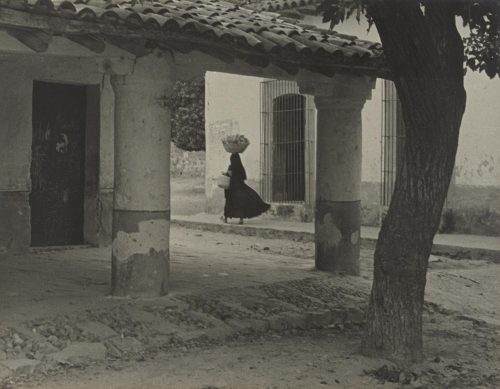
0,227,499,389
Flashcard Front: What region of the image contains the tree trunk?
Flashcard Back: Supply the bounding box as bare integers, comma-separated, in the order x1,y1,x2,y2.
361,2,467,366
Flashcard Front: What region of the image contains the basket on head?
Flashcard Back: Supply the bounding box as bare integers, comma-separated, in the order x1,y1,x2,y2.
222,134,250,154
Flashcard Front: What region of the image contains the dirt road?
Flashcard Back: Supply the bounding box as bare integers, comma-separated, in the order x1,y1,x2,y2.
1,228,499,388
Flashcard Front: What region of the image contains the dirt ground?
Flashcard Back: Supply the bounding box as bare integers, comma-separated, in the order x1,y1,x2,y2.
21,317,500,389
171,176,206,216
0,227,499,389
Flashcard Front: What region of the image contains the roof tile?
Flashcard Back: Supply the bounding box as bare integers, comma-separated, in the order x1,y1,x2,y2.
0,0,387,76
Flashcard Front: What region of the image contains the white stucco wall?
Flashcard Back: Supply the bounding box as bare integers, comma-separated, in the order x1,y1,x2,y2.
205,72,263,179
310,15,500,188
205,13,499,232
204,73,382,186
360,79,382,183
456,71,500,186
204,17,384,190
207,15,500,189
205,72,264,212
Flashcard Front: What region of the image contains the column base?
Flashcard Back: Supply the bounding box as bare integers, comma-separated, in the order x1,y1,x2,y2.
315,200,360,275
111,209,170,297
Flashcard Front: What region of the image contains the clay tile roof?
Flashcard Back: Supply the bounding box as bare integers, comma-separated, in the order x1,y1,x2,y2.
243,0,319,12
0,0,388,77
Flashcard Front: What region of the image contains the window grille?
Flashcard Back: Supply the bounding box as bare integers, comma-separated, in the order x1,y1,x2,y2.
380,81,449,214
260,80,315,204
381,80,406,207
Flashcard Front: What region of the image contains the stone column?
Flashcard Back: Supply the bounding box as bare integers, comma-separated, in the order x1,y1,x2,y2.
110,52,175,297
301,75,374,275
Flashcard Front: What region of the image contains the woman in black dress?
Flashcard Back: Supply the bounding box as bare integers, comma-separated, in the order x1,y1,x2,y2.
223,153,270,224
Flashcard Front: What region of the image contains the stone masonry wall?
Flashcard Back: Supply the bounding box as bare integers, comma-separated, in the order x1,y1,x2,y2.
171,143,205,177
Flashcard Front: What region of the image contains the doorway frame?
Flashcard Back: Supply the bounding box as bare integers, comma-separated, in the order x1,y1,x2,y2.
30,80,100,247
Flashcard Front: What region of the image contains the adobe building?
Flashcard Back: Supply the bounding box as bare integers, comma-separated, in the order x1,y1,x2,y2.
0,0,387,296
205,1,500,236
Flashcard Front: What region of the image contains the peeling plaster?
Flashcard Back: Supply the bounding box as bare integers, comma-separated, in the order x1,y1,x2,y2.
112,219,169,262
317,212,341,244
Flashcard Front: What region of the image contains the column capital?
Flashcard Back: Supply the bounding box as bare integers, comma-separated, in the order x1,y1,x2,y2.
298,73,376,110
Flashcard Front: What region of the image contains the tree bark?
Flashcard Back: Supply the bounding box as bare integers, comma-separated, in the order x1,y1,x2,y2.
361,1,467,366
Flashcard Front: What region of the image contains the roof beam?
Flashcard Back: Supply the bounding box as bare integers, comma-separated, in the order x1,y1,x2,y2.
67,34,105,53
158,41,191,55
6,28,51,52
105,37,152,57
197,46,235,64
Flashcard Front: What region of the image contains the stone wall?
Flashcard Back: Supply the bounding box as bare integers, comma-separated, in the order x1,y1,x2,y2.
442,185,500,236
171,143,205,177
360,183,500,236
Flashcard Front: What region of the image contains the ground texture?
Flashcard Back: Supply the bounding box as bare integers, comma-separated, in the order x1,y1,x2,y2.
0,227,499,389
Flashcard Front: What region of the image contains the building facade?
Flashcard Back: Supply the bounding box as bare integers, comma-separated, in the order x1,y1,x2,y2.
205,16,500,235
0,0,387,293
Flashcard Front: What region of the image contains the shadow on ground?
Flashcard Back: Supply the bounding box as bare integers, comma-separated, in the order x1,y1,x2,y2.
0,227,499,388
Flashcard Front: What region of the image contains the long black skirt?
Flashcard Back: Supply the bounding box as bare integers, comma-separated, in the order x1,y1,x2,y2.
224,182,270,219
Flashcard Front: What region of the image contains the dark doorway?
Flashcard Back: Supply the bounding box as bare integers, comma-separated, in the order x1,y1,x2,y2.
30,81,87,246
272,93,306,202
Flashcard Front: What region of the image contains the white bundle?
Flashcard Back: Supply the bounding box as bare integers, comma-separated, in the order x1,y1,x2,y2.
222,134,250,154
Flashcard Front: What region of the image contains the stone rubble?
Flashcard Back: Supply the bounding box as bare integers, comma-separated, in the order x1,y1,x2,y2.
0,277,368,384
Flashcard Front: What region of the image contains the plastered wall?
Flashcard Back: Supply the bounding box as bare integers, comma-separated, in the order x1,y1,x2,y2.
0,53,115,251
205,17,500,234
302,15,500,189
205,72,263,214
204,70,382,216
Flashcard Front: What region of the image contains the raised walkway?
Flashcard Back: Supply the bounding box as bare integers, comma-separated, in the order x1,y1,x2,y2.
172,213,500,262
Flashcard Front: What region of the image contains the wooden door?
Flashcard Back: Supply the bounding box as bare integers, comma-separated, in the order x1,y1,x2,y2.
30,81,87,246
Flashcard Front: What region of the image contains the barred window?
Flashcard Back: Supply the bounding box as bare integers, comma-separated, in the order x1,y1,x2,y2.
381,80,406,207
260,80,315,204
